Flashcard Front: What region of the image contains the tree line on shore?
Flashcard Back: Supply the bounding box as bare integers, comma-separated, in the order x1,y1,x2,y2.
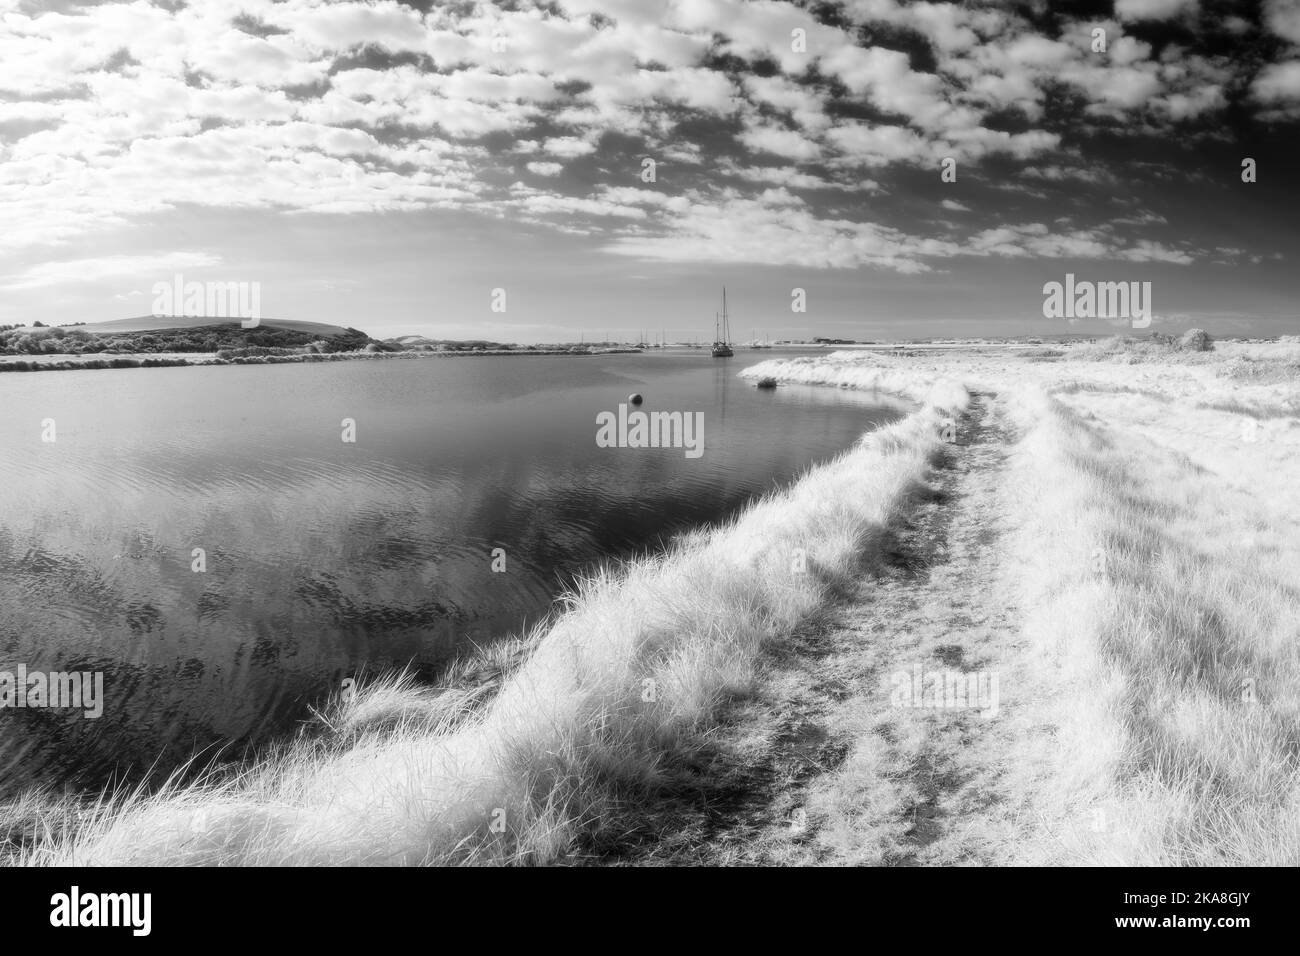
0,323,377,357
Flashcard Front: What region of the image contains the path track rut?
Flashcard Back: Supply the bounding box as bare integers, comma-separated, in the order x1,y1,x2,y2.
597,393,1040,865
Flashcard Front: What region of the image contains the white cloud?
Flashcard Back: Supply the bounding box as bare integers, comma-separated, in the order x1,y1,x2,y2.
1264,0,1300,44
0,0,1280,272
738,121,821,160
827,122,929,165
543,136,598,158
1253,60,1300,103
0,252,222,290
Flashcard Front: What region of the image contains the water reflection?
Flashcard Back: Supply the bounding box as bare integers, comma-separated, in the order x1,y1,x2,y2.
0,351,908,793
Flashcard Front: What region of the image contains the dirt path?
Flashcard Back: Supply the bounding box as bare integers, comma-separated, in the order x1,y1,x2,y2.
597,393,1038,865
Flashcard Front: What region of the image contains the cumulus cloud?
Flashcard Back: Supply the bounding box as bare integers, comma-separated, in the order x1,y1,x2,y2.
738,121,822,160
600,191,1195,272
543,136,598,158
0,252,222,290
0,0,1285,273
1263,0,1300,44
1253,60,1300,104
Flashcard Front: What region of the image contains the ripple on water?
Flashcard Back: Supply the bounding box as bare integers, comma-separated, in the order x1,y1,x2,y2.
0,353,905,794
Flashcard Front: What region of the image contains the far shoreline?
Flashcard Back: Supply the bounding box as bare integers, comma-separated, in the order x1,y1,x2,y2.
0,346,647,373
0,341,1057,374
0,344,798,374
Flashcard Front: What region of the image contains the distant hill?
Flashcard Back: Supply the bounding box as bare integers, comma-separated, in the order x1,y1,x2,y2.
87,315,357,338
1,317,378,357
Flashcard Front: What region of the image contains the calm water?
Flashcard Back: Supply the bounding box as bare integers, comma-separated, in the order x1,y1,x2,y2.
0,349,906,793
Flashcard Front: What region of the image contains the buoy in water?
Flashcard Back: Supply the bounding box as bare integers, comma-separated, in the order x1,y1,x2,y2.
628,393,644,405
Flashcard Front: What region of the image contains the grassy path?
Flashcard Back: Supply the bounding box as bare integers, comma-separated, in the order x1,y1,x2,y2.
600,393,1042,865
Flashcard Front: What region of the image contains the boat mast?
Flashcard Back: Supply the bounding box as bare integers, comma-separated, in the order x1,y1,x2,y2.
723,286,729,344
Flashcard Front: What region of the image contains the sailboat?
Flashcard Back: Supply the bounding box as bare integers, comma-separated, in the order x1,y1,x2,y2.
711,287,734,358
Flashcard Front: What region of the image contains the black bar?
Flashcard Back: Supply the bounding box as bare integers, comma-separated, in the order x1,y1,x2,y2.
0,866,1282,943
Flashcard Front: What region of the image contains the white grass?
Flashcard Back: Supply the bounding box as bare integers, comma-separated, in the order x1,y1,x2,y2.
5,375,969,866
740,354,970,413
725,342,1300,865
14,337,1298,866
1007,385,1300,864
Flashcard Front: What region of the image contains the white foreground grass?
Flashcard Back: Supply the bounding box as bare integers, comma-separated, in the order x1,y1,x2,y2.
745,340,1300,865
4,378,968,866
10,337,1297,866
1009,368,1300,865
740,356,971,410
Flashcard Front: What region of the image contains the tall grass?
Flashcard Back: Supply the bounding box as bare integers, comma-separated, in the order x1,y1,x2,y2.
1063,335,1214,364
1008,387,1300,864
5,374,968,866
741,354,970,410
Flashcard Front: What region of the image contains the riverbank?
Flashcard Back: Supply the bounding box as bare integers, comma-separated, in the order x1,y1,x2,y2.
592,391,1027,863
4,369,967,865
6,338,1297,865
606,341,1300,865
0,342,991,374
0,347,651,373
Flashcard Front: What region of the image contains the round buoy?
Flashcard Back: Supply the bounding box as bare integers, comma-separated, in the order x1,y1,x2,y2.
629,393,644,405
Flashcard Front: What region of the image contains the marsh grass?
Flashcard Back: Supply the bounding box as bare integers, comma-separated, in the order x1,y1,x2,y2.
3,383,968,866
1011,388,1300,864
17,342,1292,867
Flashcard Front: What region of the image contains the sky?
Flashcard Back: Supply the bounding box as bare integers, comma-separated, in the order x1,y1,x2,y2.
0,0,1298,343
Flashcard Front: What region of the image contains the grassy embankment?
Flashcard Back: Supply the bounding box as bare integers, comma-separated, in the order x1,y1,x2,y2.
741,342,1300,865
4,373,968,865
11,337,1296,865
1009,353,1300,865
